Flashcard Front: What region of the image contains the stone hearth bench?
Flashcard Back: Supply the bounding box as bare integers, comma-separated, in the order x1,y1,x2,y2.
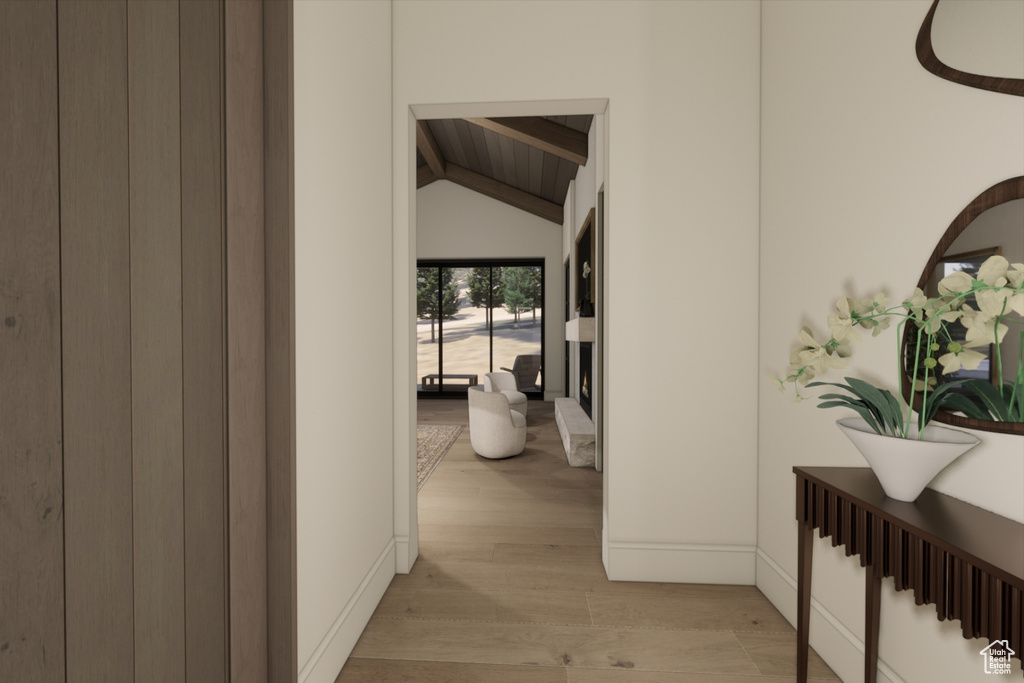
554,398,595,468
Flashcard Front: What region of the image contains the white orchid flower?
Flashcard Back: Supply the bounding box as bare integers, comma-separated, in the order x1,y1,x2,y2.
582,262,591,278
828,314,862,344
976,288,1011,317
937,341,986,375
903,288,929,317
796,326,848,375
1006,263,1024,288
912,376,938,392
959,304,1009,347
938,270,974,295
827,298,862,344
853,294,892,335
975,287,1024,318
977,255,1010,287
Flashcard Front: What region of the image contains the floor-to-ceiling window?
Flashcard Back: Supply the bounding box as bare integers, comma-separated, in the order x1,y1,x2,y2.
417,259,544,397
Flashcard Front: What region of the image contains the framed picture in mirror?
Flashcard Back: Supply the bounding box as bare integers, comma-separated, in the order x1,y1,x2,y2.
929,247,1003,385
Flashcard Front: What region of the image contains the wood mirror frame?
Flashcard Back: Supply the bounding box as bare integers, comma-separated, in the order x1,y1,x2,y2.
916,0,1024,97
901,176,1024,435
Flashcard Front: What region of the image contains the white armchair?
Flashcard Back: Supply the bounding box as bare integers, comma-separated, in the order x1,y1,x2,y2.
467,386,526,459
483,371,528,417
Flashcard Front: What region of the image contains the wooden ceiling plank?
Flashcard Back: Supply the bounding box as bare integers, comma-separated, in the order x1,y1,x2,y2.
512,140,531,193
553,157,575,205
480,128,506,185
440,119,470,169
498,134,517,189
417,164,438,189
466,116,588,166
453,119,483,176
527,146,544,196
564,114,593,134
446,163,562,224
539,151,560,202
428,120,458,171
467,122,490,178
416,120,446,179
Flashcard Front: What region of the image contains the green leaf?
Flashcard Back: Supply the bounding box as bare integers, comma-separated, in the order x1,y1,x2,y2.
938,392,993,422
807,381,888,435
844,377,904,436
919,380,984,427
962,380,1011,421
1003,382,1024,422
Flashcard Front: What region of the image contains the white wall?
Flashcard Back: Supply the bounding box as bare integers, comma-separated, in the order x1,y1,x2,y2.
758,2,1024,681
294,2,395,682
417,181,565,396
394,0,762,583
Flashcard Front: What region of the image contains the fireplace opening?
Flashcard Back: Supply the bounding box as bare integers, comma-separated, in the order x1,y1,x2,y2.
579,342,593,419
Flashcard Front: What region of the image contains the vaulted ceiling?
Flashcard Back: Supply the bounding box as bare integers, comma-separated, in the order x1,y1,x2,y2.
416,115,593,225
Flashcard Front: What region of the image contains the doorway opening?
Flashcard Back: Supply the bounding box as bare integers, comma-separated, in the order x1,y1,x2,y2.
405,100,608,577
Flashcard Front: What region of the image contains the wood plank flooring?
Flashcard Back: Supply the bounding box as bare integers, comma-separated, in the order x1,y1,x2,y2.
337,399,838,682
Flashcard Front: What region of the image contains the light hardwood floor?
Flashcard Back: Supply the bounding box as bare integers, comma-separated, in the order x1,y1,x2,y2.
337,399,838,682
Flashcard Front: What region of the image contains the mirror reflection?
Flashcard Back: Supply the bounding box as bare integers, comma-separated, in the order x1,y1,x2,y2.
925,201,1024,389
931,0,1024,80
907,179,1024,434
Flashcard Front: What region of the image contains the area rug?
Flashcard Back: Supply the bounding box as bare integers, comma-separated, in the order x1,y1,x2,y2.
417,424,463,490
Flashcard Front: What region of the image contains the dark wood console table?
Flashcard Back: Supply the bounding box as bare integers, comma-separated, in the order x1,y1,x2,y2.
795,467,1023,682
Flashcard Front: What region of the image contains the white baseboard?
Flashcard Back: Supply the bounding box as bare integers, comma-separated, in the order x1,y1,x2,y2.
298,539,396,683
755,549,902,683
606,540,756,584
394,534,414,574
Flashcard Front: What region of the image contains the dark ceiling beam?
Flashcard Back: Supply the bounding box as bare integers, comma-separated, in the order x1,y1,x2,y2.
445,163,563,224
415,120,446,180
416,164,438,189
465,117,588,166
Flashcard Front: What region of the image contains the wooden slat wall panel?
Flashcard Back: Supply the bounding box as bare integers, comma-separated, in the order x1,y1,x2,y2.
127,2,186,679
0,2,64,681
264,2,298,681
180,1,229,679
6,4,286,680
225,2,268,680
58,1,135,680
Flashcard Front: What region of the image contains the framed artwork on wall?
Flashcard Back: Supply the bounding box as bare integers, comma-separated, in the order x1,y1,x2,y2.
575,208,595,316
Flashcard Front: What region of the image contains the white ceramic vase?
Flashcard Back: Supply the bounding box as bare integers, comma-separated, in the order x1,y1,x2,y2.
835,417,981,502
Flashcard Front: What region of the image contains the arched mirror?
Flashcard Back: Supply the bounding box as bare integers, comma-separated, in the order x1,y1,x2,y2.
917,0,1024,97
902,177,1024,435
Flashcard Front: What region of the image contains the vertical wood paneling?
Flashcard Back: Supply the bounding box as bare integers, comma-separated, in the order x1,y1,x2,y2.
180,1,229,679
0,3,64,681
127,2,185,680
264,1,298,680
58,1,135,680
226,2,268,680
